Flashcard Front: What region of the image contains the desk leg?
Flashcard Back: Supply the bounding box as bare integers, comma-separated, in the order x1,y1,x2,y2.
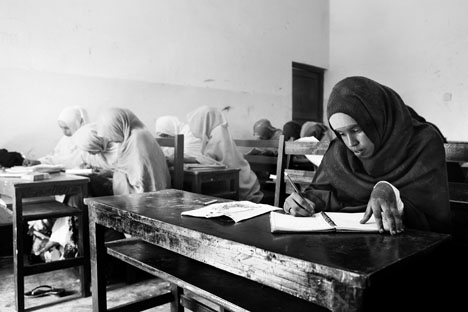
13,196,24,312
90,220,107,311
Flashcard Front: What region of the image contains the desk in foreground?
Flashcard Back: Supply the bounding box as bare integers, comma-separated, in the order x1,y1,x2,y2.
87,189,450,311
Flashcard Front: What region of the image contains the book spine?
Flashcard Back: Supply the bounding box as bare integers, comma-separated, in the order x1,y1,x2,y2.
321,212,337,227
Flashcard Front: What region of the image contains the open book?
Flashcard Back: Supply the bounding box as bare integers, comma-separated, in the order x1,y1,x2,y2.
181,201,281,223
270,211,378,233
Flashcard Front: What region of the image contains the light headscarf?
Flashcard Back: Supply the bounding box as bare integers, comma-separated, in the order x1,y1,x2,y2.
97,107,170,194
187,106,227,152
155,116,182,137
73,123,108,154
57,106,89,135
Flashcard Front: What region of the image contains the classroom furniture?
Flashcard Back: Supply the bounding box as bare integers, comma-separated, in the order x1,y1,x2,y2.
274,135,329,207
183,168,240,200
234,138,280,204
156,134,184,190
86,189,451,312
0,173,90,312
444,142,468,261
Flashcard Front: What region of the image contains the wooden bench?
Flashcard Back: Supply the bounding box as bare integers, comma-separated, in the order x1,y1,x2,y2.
104,238,325,312
234,139,280,205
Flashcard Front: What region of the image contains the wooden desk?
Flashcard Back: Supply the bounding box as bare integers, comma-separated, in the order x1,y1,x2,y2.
87,189,451,312
0,173,90,311
183,168,240,200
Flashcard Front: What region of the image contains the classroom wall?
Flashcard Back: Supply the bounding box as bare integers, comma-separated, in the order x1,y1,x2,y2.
0,0,329,158
327,0,468,141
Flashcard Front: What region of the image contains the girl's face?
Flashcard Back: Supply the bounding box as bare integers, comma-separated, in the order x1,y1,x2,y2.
58,120,72,137
329,113,375,159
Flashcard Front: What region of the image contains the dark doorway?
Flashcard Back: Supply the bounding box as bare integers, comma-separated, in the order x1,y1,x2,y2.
292,62,325,124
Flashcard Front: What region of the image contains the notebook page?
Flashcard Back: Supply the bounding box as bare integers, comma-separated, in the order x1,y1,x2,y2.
326,212,378,232
270,212,334,233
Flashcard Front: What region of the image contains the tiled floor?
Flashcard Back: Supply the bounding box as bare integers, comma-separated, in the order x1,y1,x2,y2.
0,257,172,312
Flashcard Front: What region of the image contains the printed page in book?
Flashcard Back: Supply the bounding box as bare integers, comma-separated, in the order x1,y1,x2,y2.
270,212,378,233
181,201,281,223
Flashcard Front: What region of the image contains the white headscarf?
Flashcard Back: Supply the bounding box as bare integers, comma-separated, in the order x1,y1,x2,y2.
57,106,89,135
39,106,89,168
187,106,263,203
97,108,170,195
73,123,119,169
155,116,182,137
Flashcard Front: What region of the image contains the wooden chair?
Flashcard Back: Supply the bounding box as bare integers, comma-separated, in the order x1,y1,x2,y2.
234,139,280,205
274,135,329,207
156,134,184,190
444,142,468,245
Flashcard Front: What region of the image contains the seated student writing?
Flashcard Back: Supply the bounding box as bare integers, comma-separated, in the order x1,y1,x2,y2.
283,76,451,235
23,106,89,168
247,119,283,156
187,106,264,203
97,107,170,195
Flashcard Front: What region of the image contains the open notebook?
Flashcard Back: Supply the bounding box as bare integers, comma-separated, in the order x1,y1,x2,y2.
182,201,281,223
270,211,379,233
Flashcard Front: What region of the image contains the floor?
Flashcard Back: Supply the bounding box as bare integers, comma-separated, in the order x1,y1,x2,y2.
0,256,172,312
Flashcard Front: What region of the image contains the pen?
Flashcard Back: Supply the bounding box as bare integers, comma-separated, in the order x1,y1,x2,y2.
284,172,314,213
204,199,218,205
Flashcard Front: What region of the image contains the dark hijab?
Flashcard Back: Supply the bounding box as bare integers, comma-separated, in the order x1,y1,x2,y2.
306,76,450,233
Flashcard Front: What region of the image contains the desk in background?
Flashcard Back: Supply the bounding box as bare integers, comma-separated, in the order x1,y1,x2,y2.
87,189,451,312
0,173,90,311
182,168,240,200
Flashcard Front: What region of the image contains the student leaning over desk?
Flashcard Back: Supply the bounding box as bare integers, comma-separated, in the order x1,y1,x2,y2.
283,76,451,235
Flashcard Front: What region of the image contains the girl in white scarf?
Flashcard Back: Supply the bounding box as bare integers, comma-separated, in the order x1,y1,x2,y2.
97,107,170,195
187,106,263,203
30,106,89,168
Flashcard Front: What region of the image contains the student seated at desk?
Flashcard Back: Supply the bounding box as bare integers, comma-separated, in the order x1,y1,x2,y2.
300,121,333,143
282,120,302,141
284,76,451,235
187,106,263,203
155,115,220,165
248,118,283,156
24,106,90,263
23,106,89,168
97,107,170,195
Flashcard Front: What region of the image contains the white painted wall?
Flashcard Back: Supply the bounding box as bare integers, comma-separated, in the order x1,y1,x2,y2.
328,0,468,141
0,0,329,158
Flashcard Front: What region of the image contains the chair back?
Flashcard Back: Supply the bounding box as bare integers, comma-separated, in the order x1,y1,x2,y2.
274,135,329,207
156,134,184,190
234,139,280,205
444,142,468,245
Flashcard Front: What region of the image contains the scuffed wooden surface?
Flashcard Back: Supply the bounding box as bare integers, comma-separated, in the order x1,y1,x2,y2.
87,189,450,312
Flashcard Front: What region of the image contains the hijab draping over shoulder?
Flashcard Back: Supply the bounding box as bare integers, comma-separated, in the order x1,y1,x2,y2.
97,108,170,195
187,106,263,203
73,123,119,169
307,76,450,233
39,106,89,168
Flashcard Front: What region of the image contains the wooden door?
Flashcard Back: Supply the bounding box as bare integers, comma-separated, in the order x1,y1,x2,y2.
292,62,325,123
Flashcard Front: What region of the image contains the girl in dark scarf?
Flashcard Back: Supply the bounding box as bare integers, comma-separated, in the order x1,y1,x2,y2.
283,76,451,234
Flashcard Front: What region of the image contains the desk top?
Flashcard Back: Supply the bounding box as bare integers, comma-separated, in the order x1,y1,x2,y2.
0,173,89,197
86,189,450,311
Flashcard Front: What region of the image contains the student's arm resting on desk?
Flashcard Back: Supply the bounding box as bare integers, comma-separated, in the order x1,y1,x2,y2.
361,181,404,235
284,181,404,235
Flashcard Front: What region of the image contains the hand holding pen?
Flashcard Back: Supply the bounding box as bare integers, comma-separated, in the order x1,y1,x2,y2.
283,172,315,216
